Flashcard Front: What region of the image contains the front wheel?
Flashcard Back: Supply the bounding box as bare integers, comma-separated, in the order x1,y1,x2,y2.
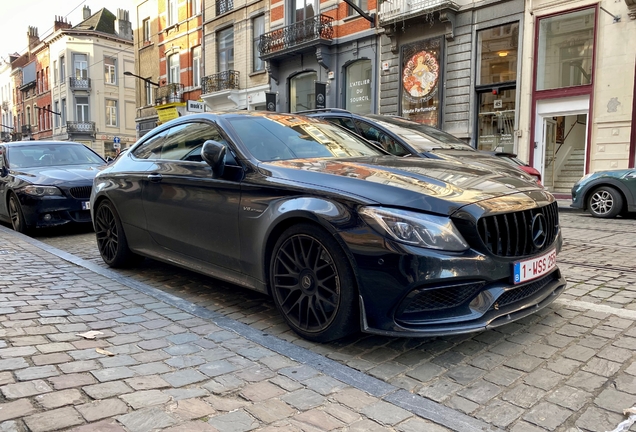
95,200,143,268
588,186,623,218
8,194,30,234
270,223,358,343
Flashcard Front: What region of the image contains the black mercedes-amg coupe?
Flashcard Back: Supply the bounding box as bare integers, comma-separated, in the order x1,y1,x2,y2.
91,112,565,342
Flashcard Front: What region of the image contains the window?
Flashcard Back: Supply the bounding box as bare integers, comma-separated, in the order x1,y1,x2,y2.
105,57,116,84
290,71,317,112
192,46,201,86
106,100,117,126
143,18,151,42
74,54,88,79
167,0,178,26
168,53,180,83
536,8,595,91
146,81,153,106
477,23,519,85
252,16,265,72
61,99,67,124
345,60,372,114
292,0,315,22
354,120,409,156
190,0,201,15
26,106,31,126
133,129,168,159
45,67,49,90
347,0,367,16
218,27,234,72
217,0,233,15
54,101,59,128
60,56,65,81
76,97,89,122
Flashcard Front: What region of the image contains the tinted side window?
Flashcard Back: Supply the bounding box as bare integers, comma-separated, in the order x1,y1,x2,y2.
353,120,410,157
326,117,357,133
132,130,168,159
156,122,238,165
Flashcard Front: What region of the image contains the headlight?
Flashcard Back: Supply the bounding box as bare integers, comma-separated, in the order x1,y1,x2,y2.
21,185,63,197
359,207,469,252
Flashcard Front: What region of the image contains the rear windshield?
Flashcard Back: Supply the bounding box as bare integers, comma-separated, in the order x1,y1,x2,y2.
8,144,105,168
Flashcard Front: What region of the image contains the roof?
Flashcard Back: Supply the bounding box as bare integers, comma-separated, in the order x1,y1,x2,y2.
74,8,117,35
2,141,86,147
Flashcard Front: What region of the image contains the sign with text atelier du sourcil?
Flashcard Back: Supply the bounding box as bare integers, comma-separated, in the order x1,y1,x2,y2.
266,92,277,112
315,82,326,109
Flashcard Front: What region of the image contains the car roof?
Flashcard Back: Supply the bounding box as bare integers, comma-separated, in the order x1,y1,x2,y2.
3,140,87,147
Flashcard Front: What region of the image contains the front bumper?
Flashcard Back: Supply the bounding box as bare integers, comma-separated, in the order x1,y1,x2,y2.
16,192,92,229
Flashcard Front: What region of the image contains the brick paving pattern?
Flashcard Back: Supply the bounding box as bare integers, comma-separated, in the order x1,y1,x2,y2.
1,211,635,431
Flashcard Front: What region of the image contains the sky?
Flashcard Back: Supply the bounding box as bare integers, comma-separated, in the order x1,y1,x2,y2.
0,0,137,59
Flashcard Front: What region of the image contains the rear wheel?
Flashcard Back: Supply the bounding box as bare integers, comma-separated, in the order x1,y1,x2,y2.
8,194,30,234
95,200,143,267
270,223,357,342
588,186,623,218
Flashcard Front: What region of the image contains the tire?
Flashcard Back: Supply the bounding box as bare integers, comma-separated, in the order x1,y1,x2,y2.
587,186,623,218
8,193,30,234
95,200,144,268
269,223,358,343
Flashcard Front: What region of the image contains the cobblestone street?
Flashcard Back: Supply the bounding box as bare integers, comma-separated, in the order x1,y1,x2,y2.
1,209,636,431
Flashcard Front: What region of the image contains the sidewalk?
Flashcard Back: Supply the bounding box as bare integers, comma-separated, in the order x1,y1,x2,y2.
0,227,497,432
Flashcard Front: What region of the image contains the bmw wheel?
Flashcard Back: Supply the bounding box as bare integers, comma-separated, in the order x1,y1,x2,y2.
8,194,30,234
588,186,623,218
95,200,143,267
270,223,357,342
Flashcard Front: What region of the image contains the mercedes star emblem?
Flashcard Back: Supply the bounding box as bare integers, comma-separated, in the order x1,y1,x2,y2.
531,213,547,249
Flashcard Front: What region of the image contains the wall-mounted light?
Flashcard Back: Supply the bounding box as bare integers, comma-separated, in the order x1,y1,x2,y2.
498,51,508,57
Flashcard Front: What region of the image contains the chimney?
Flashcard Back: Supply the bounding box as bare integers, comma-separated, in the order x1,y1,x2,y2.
83,5,92,20
54,15,72,31
115,9,133,41
27,26,39,50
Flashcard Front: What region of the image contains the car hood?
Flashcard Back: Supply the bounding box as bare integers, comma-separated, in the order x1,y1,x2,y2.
262,156,543,216
12,164,102,185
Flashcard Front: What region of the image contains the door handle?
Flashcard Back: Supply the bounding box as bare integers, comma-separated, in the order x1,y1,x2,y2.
147,173,162,183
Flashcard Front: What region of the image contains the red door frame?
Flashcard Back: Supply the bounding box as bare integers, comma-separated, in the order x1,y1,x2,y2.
630,57,636,168
528,4,598,175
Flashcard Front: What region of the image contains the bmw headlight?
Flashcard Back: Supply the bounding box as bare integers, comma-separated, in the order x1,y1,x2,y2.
21,185,63,197
359,207,469,252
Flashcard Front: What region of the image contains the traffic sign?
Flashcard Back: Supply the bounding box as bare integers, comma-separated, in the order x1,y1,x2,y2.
113,136,121,144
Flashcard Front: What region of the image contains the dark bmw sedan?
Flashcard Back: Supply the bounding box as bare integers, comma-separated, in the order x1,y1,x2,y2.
0,141,105,233
91,112,566,342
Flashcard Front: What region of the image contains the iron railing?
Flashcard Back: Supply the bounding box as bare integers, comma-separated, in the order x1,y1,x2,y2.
201,70,240,94
259,14,334,57
1,131,10,141
67,121,96,134
216,0,233,15
21,125,31,134
69,77,91,91
155,83,185,105
378,0,458,23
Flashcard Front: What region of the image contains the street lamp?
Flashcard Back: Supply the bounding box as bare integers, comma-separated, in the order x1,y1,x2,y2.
123,71,159,87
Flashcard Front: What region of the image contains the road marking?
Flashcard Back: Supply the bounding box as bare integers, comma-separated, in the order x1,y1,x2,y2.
556,298,636,319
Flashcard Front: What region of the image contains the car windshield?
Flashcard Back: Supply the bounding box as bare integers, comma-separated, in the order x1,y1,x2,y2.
8,144,105,168
226,115,386,162
365,115,474,152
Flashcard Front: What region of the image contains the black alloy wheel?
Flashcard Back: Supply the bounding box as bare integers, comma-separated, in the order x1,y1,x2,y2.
588,186,623,218
95,201,143,268
270,223,357,342
8,194,29,234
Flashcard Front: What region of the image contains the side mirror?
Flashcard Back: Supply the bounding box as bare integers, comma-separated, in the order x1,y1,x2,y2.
201,140,226,178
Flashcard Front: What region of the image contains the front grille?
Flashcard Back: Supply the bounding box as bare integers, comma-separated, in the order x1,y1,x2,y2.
495,273,557,309
477,202,559,258
69,186,92,199
400,282,485,314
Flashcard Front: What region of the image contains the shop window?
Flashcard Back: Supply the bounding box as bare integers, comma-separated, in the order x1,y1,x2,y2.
400,37,442,126
536,8,595,91
345,60,372,114
476,88,516,152
290,71,317,112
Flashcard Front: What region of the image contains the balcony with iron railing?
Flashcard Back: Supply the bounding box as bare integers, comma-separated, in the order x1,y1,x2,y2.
69,77,91,91
378,0,458,24
67,121,96,135
1,131,10,141
259,14,334,60
21,125,31,135
155,83,185,105
201,70,240,95
216,0,233,15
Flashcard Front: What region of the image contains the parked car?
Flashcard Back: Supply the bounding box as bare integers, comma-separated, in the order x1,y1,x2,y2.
571,169,636,218
0,141,105,233
483,151,542,184
91,112,565,342
303,109,541,184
